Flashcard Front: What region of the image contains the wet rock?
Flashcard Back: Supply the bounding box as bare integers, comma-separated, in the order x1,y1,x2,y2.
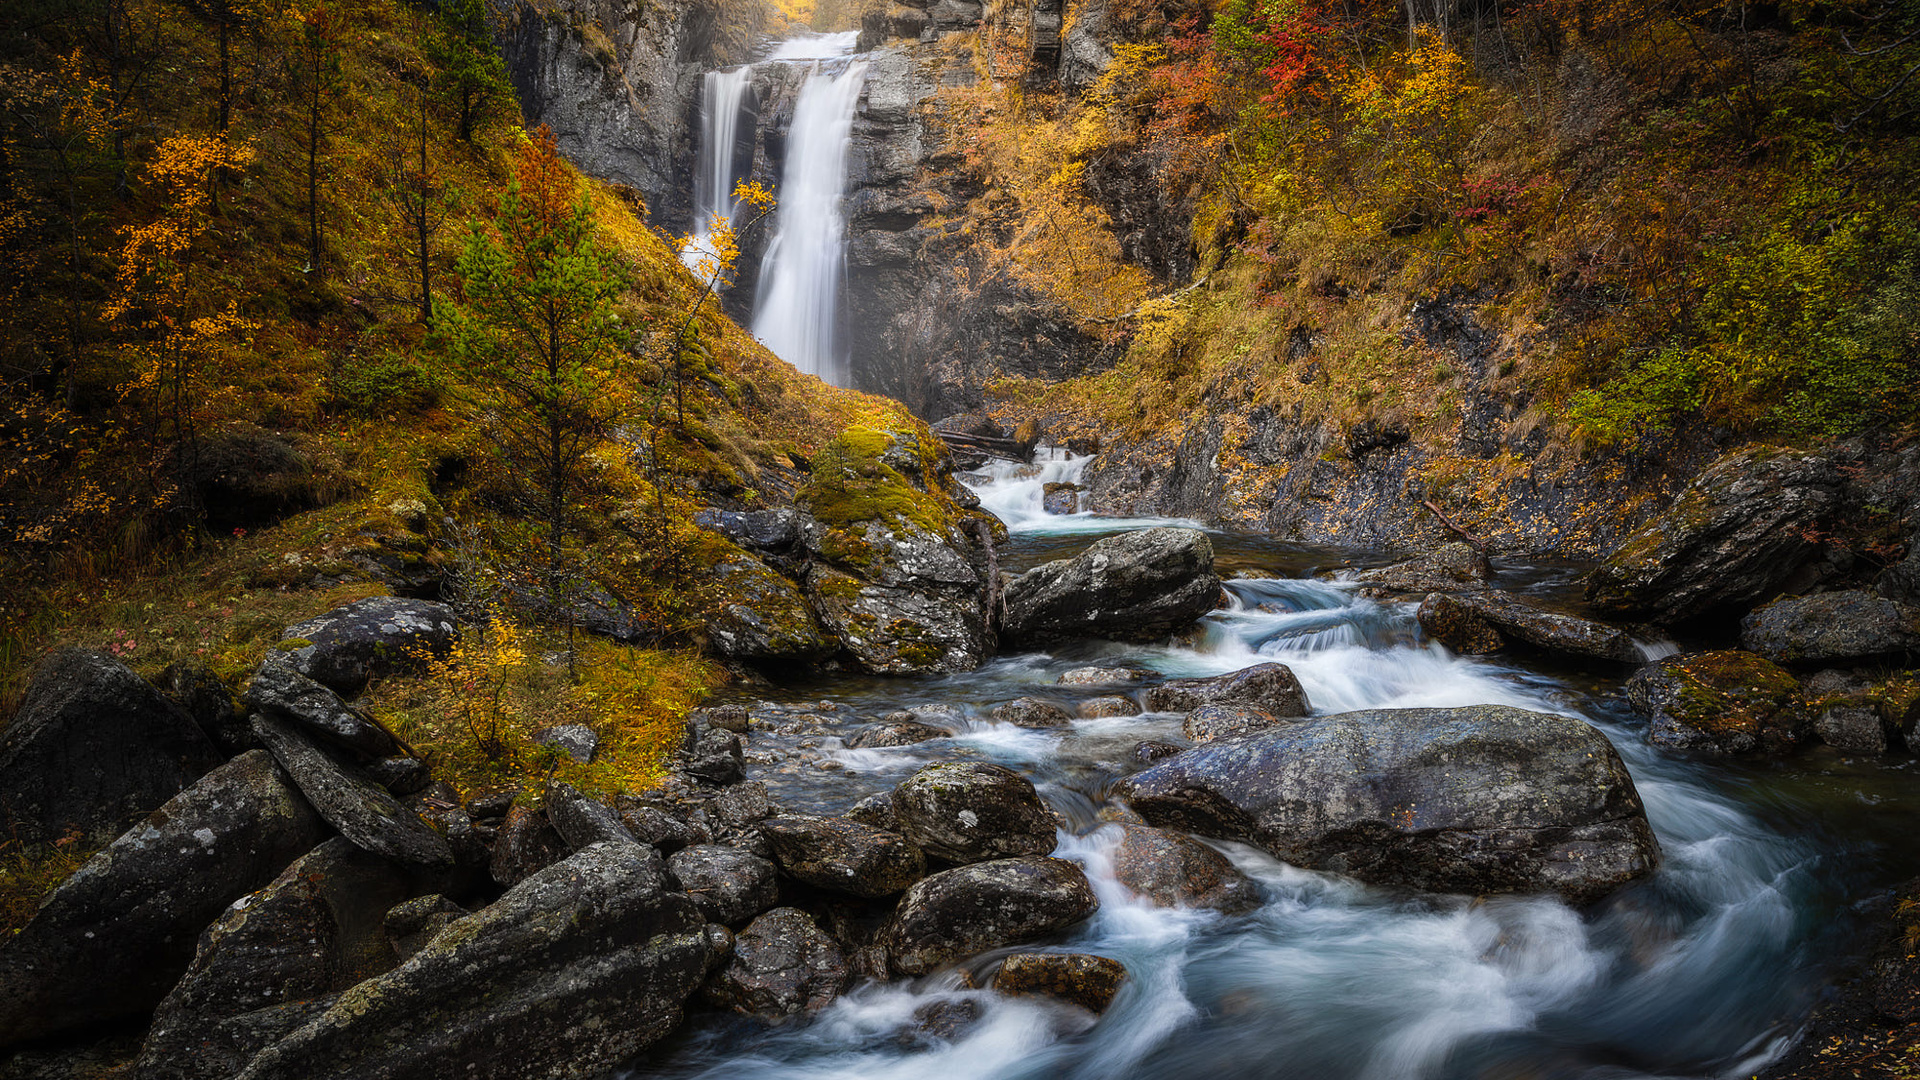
992,952,1127,1013
702,907,850,1018
0,751,328,1048
669,844,780,925
619,803,701,854
1042,482,1079,515
0,646,222,846
1182,704,1288,744
1117,705,1659,903
1144,662,1310,717
910,998,984,1042
881,856,1100,975
1740,590,1920,668
1587,447,1843,625
1800,670,1893,753
1002,527,1222,644
1417,590,1646,664
699,703,754,733
385,894,466,963
1756,877,1920,1080
252,715,453,869
1057,665,1155,686
135,837,441,1080
685,726,746,785
849,719,952,747
273,596,459,694
845,791,902,830
1080,696,1141,718
545,781,635,849
992,697,1074,729
1131,740,1185,765
490,804,569,887
1108,823,1260,913
161,659,251,754
761,814,926,897
243,663,398,759
707,555,839,664
534,723,598,763
1355,542,1491,594
1627,651,1809,755
709,779,777,830
231,841,709,1080
892,762,1058,864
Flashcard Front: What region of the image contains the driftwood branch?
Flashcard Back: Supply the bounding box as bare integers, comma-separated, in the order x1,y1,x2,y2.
1422,499,1485,552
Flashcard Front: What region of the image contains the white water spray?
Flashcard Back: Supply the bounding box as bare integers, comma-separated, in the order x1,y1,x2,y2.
753,46,867,386
682,66,756,273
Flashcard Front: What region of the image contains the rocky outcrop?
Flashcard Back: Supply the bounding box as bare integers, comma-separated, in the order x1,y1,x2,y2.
890,762,1057,864
1001,527,1222,645
1143,662,1310,717
705,555,839,663
1627,651,1808,755
669,844,780,925
701,907,850,1018
880,856,1099,975
1586,448,1843,624
1739,590,1920,667
0,751,329,1048
1416,590,1647,664
0,646,221,846
1354,542,1490,594
231,841,710,1080
252,716,454,869
1117,705,1658,903
274,596,459,694
760,814,926,897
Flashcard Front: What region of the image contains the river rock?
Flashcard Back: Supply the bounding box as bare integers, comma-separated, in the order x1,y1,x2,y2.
891,762,1057,864
544,781,635,849
1131,740,1185,764
252,715,453,869
1107,823,1261,913
1355,542,1491,594
618,802,702,854
844,791,902,830
761,814,926,896
1586,447,1843,624
684,725,745,785
992,952,1128,1013
1057,665,1155,686
243,663,398,759
273,596,459,694
1740,590,1920,668
0,646,222,846
1144,662,1310,717
880,856,1100,975
1002,527,1222,644
848,719,952,747
230,841,709,1080
1627,651,1809,755
1081,695,1141,718
992,697,1074,728
1417,590,1645,664
1117,705,1659,903
490,803,569,886
0,751,328,1048
1042,482,1079,515
706,555,839,664
1182,704,1288,743
701,907,850,1018
134,837,442,1080
669,844,780,925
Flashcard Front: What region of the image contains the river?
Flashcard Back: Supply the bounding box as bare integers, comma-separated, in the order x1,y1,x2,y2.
625,450,1920,1080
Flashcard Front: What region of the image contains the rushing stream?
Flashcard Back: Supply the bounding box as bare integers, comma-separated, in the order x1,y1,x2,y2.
626,450,1920,1080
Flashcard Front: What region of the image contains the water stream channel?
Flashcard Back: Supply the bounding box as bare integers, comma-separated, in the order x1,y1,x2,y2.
625,452,1920,1080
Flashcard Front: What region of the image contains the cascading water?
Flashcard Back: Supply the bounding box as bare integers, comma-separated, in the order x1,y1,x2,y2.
681,66,756,274
624,451,1920,1079
751,36,867,386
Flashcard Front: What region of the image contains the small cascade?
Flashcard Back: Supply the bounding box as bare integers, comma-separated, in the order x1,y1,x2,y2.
681,66,757,274
751,39,868,386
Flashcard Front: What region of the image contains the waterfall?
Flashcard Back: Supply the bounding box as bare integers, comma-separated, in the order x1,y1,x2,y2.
752,53,868,386
681,66,755,274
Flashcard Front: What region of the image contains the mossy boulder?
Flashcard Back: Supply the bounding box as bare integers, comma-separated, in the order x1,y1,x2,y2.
700,907,850,1019
1417,590,1646,664
1106,823,1261,914
1626,650,1809,755
705,555,838,664
1355,542,1491,595
879,857,1100,976
891,762,1057,865
1002,527,1223,645
1739,590,1920,668
991,952,1128,1013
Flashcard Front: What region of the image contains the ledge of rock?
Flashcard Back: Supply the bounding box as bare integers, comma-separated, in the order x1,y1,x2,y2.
1001,527,1222,645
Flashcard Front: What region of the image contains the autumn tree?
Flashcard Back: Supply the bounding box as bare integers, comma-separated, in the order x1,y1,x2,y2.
441,126,630,622
175,0,267,133
378,61,455,324
289,0,345,276
425,0,509,143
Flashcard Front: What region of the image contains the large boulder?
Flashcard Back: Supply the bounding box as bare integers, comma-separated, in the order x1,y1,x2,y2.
1002,527,1222,645
1416,591,1646,664
1586,447,1843,625
1627,651,1809,755
252,716,453,869
1739,590,1920,668
1116,705,1659,903
891,762,1058,865
135,838,445,1080
759,814,926,897
880,857,1100,975
231,841,710,1080
273,596,460,694
0,751,329,1048
668,844,780,925
700,907,850,1019
991,952,1128,1014
704,555,838,664
992,697,1074,729
1143,662,1310,717
0,646,222,846
1354,542,1491,594
243,664,399,759
1106,824,1261,914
